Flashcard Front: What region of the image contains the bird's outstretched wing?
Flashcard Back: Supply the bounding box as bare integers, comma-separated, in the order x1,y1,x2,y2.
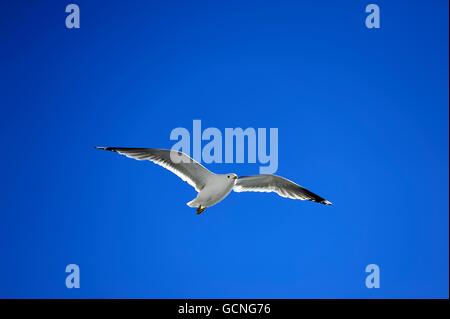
234,174,332,205
96,147,214,192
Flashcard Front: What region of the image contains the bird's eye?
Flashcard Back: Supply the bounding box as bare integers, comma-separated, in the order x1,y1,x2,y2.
227,176,230,178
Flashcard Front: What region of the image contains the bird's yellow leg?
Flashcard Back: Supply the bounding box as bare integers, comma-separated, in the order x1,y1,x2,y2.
196,206,206,214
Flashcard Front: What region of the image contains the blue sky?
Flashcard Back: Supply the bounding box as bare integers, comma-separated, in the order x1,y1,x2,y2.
0,0,448,298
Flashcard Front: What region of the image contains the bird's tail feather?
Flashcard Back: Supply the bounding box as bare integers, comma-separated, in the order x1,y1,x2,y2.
187,198,200,207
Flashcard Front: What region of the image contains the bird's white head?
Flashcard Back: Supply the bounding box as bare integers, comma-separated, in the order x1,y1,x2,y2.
224,173,238,184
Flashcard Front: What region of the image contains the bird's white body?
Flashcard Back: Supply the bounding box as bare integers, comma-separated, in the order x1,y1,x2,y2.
187,174,237,208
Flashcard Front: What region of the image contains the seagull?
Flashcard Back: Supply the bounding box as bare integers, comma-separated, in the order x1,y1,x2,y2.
96,147,332,214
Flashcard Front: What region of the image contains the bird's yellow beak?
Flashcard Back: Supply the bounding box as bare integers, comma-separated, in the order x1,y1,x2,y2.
233,176,238,180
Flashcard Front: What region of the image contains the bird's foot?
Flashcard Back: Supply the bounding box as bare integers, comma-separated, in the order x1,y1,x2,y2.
196,206,206,215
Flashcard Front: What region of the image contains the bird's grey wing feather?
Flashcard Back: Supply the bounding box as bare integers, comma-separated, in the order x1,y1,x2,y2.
96,147,214,192
234,174,332,205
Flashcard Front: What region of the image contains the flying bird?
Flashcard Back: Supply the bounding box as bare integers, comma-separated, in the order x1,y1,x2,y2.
96,147,332,214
